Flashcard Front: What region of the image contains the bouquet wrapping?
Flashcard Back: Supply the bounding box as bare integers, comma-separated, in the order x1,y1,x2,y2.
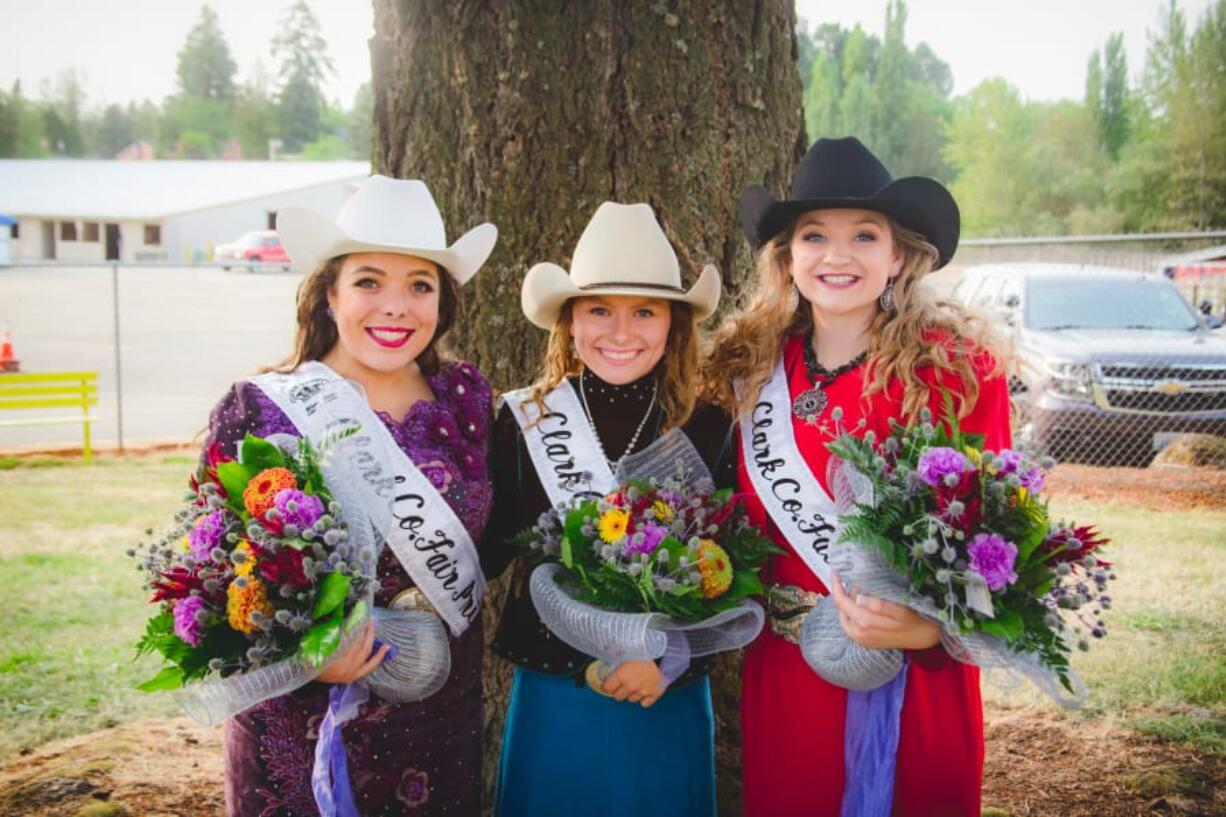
133,430,450,726
800,404,1113,706
518,430,779,682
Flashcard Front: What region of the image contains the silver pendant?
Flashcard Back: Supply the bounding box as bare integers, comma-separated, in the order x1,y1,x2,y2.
791,386,827,425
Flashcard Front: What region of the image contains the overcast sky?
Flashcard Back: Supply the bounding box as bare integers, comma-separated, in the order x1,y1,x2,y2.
0,0,1214,110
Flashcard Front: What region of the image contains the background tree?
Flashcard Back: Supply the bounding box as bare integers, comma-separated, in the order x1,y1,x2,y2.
370,2,803,810
1099,33,1131,159
175,5,237,103
273,0,334,152
800,1,952,178
96,103,137,157
233,61,277,160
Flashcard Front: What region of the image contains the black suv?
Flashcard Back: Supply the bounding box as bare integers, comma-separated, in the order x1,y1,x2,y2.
952,263,1226,466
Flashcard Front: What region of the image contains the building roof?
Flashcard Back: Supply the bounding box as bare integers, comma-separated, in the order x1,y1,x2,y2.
0,160,371,221
1157,243,1226,268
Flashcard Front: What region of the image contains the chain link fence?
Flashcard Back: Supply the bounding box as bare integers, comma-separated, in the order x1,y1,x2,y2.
948,232,1226,469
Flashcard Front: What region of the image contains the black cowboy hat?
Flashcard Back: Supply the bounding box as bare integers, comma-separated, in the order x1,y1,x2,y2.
739,136,960,269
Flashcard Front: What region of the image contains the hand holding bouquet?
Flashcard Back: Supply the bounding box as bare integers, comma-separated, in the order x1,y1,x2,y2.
808,401,1114,704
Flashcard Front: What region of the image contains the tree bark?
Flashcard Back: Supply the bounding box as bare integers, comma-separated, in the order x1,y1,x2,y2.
371,2,803,813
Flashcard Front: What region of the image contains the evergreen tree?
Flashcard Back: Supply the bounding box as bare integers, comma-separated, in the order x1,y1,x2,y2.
176,5,237,102
273,0,334,152
1100,33,1130,159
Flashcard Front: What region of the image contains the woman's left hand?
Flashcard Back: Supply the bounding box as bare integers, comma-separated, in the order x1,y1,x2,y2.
828,571,941,651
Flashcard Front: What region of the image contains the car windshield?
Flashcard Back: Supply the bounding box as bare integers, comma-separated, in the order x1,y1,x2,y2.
1025,278,1200,331
239,232,265,247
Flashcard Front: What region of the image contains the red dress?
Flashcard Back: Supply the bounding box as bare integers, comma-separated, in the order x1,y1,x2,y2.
739,333,1011,817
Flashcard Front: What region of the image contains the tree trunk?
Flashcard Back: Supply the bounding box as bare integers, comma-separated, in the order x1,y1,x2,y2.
371,2,803,813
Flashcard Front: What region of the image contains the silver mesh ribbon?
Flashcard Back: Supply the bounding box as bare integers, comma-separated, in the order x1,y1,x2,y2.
173,433,451,726
530,563,764,667
364,608,452,703
798,457,1086,707
614,427,714,489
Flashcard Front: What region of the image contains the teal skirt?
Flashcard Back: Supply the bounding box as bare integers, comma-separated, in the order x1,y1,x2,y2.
496,666,716,817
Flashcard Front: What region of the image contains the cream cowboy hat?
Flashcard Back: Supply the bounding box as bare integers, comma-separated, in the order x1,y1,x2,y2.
276,175,497,284
521,202,721,329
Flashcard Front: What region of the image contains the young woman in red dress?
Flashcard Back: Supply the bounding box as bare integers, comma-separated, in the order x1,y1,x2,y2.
706,137,1011,816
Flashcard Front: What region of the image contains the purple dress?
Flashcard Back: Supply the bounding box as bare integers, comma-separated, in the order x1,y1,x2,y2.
204,361,493,817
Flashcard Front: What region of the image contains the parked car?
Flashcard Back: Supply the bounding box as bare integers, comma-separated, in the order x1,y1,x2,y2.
952,263,1226,466
214,230,289,269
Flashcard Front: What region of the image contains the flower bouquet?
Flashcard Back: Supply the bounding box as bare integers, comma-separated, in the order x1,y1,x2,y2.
517,468,781,689
132,430,385,720
803,400,1114,704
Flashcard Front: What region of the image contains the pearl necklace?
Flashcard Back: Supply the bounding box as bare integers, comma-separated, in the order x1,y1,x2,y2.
579,368,658,471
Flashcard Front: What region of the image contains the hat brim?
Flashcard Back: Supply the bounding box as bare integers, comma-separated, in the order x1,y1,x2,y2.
521,262,721,330
740,177,960,269
277,207,497,284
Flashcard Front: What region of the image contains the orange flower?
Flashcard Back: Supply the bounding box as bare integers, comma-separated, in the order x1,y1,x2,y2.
243,467,297,520
696,539,733,599
226,577,273,634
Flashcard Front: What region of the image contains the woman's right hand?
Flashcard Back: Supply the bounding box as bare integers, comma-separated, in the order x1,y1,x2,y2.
316,621,390,684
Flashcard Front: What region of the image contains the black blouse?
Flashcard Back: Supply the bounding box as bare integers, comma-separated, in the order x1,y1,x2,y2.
481,368,738,684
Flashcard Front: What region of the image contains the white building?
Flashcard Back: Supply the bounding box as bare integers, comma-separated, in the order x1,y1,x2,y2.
0,160,370,263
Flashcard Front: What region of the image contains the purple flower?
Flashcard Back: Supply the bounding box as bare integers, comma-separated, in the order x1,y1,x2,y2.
417,460,454,492
994,449,1023,475
188,510,228,562
967,532,1018,591
916,447,970,487
428,413,460,445
272,489,325,531
625,522,668,556
173,595,207,646
396,768,431,808
1018,467,1045,492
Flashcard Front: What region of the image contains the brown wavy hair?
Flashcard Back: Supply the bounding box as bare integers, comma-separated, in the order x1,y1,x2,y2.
269,254,459,375
524,298,701,431
704,217,1008,422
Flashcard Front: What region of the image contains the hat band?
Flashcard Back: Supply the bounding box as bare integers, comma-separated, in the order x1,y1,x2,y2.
578,281,685,294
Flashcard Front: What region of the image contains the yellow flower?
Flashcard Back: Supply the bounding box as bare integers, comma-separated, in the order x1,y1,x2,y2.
177,534,192,553
233,540,256,577
696,539,733,599
597,509,629,543
652,500,674,523
227,576,273,634
964,446,984,469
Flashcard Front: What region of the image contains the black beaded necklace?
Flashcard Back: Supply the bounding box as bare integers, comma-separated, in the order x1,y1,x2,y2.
791,331,867,425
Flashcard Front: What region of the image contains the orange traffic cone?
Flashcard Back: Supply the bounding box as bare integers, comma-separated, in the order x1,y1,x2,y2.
0,327,20,373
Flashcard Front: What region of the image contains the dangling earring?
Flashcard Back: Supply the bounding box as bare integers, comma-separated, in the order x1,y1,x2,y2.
326,306,335,319
879,278,896,312
788,282,801,312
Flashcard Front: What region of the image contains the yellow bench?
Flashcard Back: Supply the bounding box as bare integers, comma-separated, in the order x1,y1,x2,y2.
0,371,99,462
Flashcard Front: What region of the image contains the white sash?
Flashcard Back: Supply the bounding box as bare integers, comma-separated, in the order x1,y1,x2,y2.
251,362,485,636
502,381,617,508
739,359,841,587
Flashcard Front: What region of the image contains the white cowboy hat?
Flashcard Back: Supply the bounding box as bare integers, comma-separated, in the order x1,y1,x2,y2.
276,175,497,284
521,201,721,329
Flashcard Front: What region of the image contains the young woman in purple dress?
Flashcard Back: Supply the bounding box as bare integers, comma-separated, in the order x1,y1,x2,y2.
203,176,498,816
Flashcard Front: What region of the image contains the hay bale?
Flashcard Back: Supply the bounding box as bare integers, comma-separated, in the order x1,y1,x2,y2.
1151,434,1226,469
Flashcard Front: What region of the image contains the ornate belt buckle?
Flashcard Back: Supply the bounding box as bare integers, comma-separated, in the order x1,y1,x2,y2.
389,587,437,615
765,584,821,645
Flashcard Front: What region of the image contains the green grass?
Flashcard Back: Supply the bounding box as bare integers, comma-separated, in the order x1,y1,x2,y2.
1,458,1224,760
0,456,194,758
982,498,1226,754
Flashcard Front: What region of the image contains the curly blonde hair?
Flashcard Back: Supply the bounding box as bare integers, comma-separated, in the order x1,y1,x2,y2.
524,299,701,431
704,216,1008,422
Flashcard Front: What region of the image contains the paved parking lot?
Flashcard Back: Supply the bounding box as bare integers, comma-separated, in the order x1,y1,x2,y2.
0,265,301,450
